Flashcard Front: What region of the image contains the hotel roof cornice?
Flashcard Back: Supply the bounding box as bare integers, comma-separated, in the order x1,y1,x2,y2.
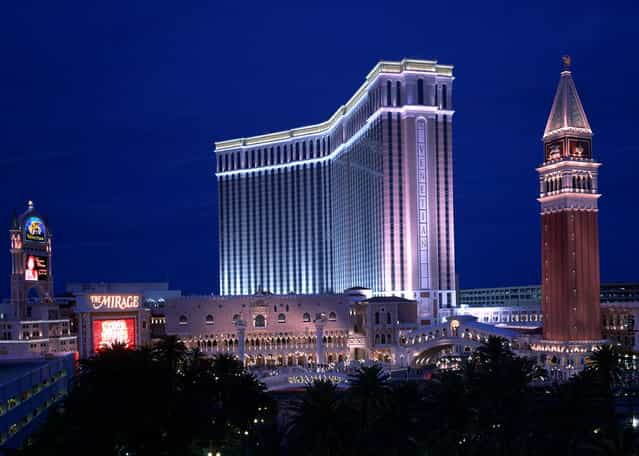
215,58,454,152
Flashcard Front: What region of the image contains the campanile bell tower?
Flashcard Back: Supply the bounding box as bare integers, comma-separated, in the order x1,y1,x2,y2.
538,57,601,342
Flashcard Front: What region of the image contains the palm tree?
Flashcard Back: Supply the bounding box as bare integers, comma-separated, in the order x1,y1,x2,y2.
212,353,244,378
344,364,391,452
287,380,345,456
347,364,390,402
423,370,477,454
374,381,426,455
182,347,208,385
154,335,187,373
578,426,639,456
588,345,623,394
472,336,513,370
586,344,626,438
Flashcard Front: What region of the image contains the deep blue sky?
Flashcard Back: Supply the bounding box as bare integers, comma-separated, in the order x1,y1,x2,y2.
1,1,637,296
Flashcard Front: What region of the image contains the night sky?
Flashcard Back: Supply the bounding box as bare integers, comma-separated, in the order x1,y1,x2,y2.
1,1,638,297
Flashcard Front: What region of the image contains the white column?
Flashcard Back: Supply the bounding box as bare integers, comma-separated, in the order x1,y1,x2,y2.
77,312,84,359
315,318,326,366
235,319,247,366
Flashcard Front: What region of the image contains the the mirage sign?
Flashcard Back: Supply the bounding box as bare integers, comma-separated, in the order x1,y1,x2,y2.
89,295,141,311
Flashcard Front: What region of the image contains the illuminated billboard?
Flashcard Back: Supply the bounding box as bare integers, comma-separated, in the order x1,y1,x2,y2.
25,255,48,281
89,295,140,311
92,318,136,351
24,216,46,242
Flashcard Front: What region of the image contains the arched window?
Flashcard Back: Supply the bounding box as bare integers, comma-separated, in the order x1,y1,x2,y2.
328,312,337,321
375,334,380,344
375,312,380,325
232,314,240,322
205,315,214,325
179,315,188,325
254,314,266,328
386,312,391,324
381,334,386,344
303,312,311,322
286,304,289,312
278,313,286,323
387,333,392,343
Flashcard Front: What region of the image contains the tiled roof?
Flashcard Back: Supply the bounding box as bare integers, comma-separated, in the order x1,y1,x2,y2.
543,70,591,139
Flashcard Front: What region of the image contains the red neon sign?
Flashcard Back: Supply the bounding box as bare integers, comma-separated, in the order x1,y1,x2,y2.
92,318,136,352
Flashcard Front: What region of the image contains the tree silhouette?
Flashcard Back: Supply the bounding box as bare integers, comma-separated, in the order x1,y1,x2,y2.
287,380,345,456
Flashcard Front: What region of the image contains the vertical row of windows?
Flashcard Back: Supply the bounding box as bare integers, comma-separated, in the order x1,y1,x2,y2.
417,79,424,105
397,113,404,292
435,114,442,294
218,178,226,293
442,84,448,110
217,137,334,173
387,112,395,292
443,113,452,295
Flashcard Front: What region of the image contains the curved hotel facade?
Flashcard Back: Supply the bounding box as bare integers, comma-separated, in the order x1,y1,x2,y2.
215,59,457,318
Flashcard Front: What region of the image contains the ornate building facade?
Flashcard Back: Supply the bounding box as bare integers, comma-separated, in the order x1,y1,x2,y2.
162,289,419,367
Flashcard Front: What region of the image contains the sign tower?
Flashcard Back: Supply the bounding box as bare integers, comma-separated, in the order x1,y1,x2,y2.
9,201,54,319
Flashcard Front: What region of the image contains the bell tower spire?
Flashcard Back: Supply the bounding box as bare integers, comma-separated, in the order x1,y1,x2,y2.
537,58,601,342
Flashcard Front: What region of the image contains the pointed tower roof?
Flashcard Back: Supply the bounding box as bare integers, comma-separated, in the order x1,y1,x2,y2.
543,57,591,139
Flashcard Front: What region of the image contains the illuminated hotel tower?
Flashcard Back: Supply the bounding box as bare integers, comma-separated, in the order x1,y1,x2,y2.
215,59,457,316
538,57,601,341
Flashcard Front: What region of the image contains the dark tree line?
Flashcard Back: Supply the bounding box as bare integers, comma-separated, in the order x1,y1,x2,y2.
285,340,638,456
18,337,639,456
18,337,277,456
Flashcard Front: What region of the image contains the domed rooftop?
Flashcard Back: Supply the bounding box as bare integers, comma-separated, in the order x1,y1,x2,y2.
15,200,49,242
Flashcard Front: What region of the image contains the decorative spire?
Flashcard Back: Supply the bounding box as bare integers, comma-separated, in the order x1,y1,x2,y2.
27,200,34,209
543,57,591,139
